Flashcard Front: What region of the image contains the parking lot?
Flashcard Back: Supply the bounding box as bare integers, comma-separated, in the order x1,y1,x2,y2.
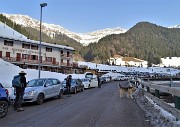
0,81,151,127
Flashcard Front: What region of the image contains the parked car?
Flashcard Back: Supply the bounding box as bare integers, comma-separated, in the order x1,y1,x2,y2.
101,76,111,83
89,78,98,88
100,77,106,84
0,83,9,118
1,83,14,104
81,78,91,89
62,78,84,94
114,75,127,81
23,78,63,105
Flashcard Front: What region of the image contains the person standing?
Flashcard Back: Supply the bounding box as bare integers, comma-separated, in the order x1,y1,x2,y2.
13,71,27,112
66,75,72,97
97,75,101,88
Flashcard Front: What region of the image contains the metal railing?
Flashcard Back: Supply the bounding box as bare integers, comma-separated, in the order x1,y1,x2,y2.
140,80,180,120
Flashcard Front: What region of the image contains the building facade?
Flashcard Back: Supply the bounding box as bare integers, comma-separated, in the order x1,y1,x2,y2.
109,55,148,67
160,57,180,67
0,22,75,73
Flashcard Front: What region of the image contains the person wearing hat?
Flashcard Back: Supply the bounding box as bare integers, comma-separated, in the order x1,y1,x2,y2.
13,71,27,112
66,75,72,97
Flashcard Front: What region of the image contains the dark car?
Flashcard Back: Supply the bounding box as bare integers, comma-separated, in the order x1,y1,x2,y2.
62,78,84,94
100,77,106,84
0,83,9,118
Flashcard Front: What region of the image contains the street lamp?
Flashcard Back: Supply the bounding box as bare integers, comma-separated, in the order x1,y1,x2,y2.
38,3,47,78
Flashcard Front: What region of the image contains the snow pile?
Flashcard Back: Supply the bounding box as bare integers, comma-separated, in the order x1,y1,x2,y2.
133,88,180,127
0,58,86,86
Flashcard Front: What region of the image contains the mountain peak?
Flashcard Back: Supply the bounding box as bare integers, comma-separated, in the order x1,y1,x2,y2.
2,13,127,46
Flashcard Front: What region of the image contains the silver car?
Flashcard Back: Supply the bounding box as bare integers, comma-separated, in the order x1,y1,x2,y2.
23,78,63,105
81,78,91,89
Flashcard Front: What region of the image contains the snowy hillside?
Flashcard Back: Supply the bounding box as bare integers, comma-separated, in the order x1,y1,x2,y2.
168,25,180,28
2,13,126,46
78,27,126,46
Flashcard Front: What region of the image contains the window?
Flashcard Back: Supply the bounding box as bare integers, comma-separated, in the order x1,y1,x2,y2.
61,59,63,63
4,40,13,46
22,43,30,49
31,55,38,60
52,79,60,85
46,57,52,62
46,47,52,52
46,79,53,86
22,54,28,59
85,72,93,79
6,52,10,57
67,60,70,66
31,44,38,50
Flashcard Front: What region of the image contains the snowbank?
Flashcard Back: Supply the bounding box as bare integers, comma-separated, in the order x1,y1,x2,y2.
133,88,180,127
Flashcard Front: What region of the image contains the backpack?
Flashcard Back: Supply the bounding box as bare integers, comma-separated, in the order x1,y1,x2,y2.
12,75,21,87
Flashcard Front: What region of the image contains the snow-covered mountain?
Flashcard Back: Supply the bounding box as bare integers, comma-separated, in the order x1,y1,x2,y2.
2,13,127,46
168,25,180,28
78,27,126,46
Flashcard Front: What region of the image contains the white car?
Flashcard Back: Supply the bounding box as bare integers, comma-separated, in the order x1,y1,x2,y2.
23,78,63,105
81,78,91,89
101,76,110,82
114,76,127,81
89,78,98,88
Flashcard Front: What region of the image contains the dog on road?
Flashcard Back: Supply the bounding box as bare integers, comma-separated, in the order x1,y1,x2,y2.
119,80,135,98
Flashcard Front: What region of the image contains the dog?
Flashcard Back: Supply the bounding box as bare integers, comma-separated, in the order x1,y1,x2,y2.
119,81,135,98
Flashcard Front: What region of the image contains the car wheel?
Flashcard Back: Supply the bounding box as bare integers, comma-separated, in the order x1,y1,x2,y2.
36,94,44,105
81,86,84,91
58,90,63,99
74,87,77,94
0,101,8,118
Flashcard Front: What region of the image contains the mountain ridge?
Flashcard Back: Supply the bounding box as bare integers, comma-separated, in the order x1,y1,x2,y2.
1,13,180,65
2,13,127,46
79,21,180,64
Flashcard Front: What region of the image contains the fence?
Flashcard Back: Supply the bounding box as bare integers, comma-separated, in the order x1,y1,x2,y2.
140,80,180,120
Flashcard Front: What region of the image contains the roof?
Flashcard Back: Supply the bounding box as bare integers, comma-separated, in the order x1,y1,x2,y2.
114,54,122,58
0,22,74,51
122,57,143,62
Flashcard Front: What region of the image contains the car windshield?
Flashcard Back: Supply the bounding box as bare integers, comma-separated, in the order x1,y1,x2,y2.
82,79,89,82
85,73,93,78
27,79,46,87
62,79,76,86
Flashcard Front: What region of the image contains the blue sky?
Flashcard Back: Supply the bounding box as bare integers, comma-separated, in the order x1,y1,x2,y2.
0,0,180,33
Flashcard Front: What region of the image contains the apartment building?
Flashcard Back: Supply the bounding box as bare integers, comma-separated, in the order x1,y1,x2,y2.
0,22,74,73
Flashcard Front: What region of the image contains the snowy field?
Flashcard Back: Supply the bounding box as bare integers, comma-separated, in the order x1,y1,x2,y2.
0,58,180,127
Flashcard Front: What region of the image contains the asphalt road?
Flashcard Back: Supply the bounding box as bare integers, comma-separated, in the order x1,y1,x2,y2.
0,81,152,127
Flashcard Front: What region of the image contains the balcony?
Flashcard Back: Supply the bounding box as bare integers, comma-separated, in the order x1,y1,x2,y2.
60,62,67,66
2,57,16,62
1,57,59,66
42,61,59,66
61,54,72,59
67,63,72,67
67,54,72,58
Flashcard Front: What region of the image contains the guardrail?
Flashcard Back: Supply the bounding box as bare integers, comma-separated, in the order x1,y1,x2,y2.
140,80,180,120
